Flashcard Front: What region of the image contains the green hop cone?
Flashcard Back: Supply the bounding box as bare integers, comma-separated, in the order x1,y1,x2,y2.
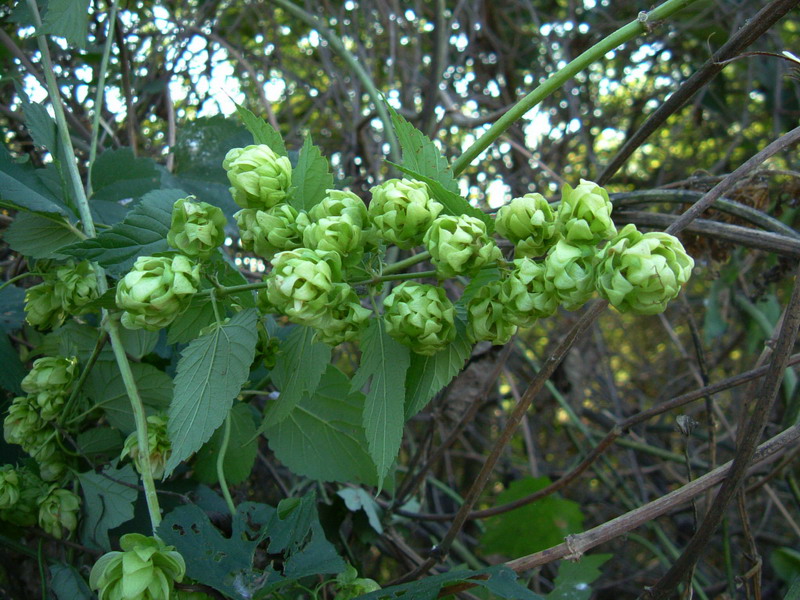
466,279,518,345
596,223,694,314
54,260,100,313
0,467,47,527
37,485,80,539
121,414,171,480
90,533,186,600
424,215,503,279
544,240,597,310
3,396,45,447
21,356,78,421
167,197,227,260
0,465,20,510
303,216,366,267
223,144,292,210
369,178,443,249
495,193,559,257
116,255,201,331
383,281,456,355
39,457,68,482
500,258,560,327
24,279,65,331
266,249,343,325
557,179,617,245
311,284,372,346
235,205,310,260
334,565,381,600
309,189,369,227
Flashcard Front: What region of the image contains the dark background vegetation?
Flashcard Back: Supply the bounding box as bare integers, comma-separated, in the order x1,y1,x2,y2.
1,0,800,598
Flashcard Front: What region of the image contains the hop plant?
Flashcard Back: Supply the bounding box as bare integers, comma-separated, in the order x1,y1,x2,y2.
557,180,617,245
90,533,186,600
595,223,695,314
54,260,100,313
37,486,80,539
369,178,443,249
501,258,560,327
265,249,343,325
303,216,367,267
424,215,503,278
495,193,559,257
0,467,47,527
235,205,310,260
309,189,370,228
167,197,227,260
39,457,68,483
121,414,172,480
3,395,46,447
223,144,292,210
334,565,381,600
0,466,20,510
383,282,456,355
24,279,65,331
311,284,372,346
116,255,201,331
544,240,597,310
466,279,518,345
21,356,78,421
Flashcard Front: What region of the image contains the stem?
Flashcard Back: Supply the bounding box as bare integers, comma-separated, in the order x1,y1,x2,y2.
205,280,270,298
350,270,438,287
0,272,44,293
450,0,700,176
216,412,236,516
382,251,431,276
267,0,401,164
59,330,108,426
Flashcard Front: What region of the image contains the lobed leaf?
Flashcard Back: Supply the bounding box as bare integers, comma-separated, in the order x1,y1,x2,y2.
77,464,138,551
49,564,93,600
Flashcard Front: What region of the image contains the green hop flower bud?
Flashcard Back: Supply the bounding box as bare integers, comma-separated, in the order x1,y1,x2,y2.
303,216,366,267
167,197,227,260
39,457,68,482
501,258,559,327
28,435,59,463
0,467,47,527
369,178,444,249
37,485,80,539
309,189,369,227
334,566,381,600
311,284,372,346
557,180,617,245
255,324,281,368
543,240,597,310
21,356,78,421
0,465,20,510
424,215,503,278
3,396,45,447
495,193,559,257
266,249,342,325
116,255,201,331
121,414,171,480
223,144,292,210
90,533,186,600
25,279,65,331
383,282,456,355
235,205,310,260
466,280,518,345
595,223,694,314
54,260,100,313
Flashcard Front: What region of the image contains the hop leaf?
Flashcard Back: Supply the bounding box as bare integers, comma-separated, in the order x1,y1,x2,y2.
383,281,456,355
167,197,227,259
495,193,559,257
369,178,443,249
557,180,616,245
543,240,597,310
466,279,518,345
424,215,502,278
596,223,694,314
223,144,292,210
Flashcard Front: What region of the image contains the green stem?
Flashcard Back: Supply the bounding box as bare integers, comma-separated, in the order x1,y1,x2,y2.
350,269,438,287
267,0,401,164
206,280,270,298
0,272,44,293
210,289,223,323
382,251,431,276
451,0,700,176
217,412,236,516
86,0,121,197
59,330,108,427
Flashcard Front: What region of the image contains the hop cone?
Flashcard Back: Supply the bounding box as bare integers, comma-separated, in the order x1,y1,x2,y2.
495,193,559,257
501,258,559,327
37,485,80,539
54,260,100,313
596,224,694,314
121,414,171,480
311,284,372,346
303,216,367,267
25,279,65,331
235,205,310,261
0,467,47,527
369,178,443,249
90,533,186,600
0,465,20,510
543,240,597,310
309,189,370,228
223,144,292,210
383,281,456,355
21,356,77,421
167,197,227,259
466,279,518,345
557,180,616,245
3,395,46,447
116,255,201,331
423,215,502,278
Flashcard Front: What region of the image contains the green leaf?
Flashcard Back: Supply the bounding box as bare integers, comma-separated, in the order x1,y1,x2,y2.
262,325,331,428
41,0,91,49
49,564,93,600
0,144,70,216
116,327,160,360
167,296,216,344
405,319,472,418
78,464,138,551
193,402,258,485
547,554,611,600
480,477,585,557
84,360,172,434
337,488,383,534
391,161,493,230
0,331,26,395
76,427,124,457
0,284,27,332
290,135,333,211
165,308,259,476
773,547,800,584
58,188,183,275
91,148,161,203
4,212,82,258
235,103,287,156
264,365,378,485
350,319,410,487
22,98,58,157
